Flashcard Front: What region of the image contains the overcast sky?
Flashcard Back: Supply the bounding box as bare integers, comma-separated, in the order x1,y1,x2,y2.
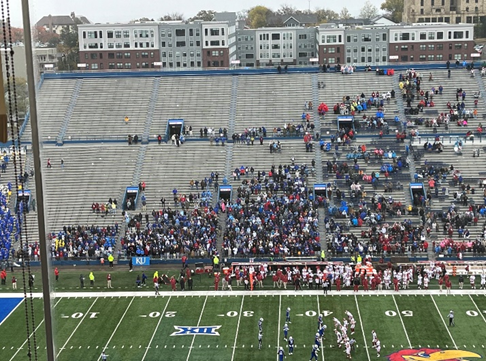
12,0,385,28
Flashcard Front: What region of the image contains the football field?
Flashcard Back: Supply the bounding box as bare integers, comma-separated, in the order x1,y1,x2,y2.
1,290,486,361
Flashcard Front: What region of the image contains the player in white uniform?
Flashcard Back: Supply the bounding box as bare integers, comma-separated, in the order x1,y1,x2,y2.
371,330,377,346
373,338,381,357
470,274,476,289
423,275,429,290
345,339,352,359
350,318,356,335
481,273,486,289
417,274,423,289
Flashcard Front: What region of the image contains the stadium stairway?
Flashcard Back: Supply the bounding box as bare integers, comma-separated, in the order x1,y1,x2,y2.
35,78,78,142
228,76,238,137
56,79,83,145
131,144,147,198
393,74,406,132
474,72,486,116
142,77,161,144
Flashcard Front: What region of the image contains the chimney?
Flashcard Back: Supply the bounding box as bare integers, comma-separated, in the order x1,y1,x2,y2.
48,14,52,32
70,12,75,21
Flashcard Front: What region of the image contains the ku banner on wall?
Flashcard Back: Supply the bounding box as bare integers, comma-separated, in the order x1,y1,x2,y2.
132,257,150,266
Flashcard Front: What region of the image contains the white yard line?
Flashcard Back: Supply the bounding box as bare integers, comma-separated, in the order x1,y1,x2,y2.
316,295,325,361
57,297,99,358
97,296,135,361
186,295,208,361
141,296,172,361
430,295,458,349
468,294,486,323
0,298,24,327
230,296,245,361
354,295,371,361
392,295,412,348
9,298,63,361
277,294,281,361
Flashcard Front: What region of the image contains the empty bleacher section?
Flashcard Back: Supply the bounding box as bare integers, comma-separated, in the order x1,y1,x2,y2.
150,76,233,137
234,74,313,135
64,77,154,140
8,66,486,262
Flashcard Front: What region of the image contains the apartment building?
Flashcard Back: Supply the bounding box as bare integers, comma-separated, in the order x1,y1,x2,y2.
78,16,476,71
388,23,475,62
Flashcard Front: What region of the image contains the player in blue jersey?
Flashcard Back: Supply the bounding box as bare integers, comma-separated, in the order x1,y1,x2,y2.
314,332,321,350
286,307,291,323
258,331,263,350
258,317,263,332
317,313,323,329
318,324,327,339
309,344,319,360
283,323,289,341
288,336,295,355
277,346,286,361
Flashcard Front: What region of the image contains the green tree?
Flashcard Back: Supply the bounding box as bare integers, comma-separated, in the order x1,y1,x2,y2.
248,6,271,28
57,25,79,71
359,0,380,19
189,10,216,22
4,76,28,117
315,8,339,23
381,0,404,23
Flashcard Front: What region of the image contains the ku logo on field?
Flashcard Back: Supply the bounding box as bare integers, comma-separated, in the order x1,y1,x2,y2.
170,325,222,336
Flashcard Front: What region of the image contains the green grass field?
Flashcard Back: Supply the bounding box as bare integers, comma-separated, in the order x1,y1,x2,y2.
1,290,486,361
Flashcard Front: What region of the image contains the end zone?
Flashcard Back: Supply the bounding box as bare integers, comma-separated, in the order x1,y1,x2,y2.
0,297,23,326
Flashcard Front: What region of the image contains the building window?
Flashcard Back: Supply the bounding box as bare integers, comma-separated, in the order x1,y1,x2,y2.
115,31,122,38
210,40,220,46
210,28,220,36
90,53,98,59
116,63,123,69
176,41,186,47
108,43,114,49
124,52,131,58
362,34,372,42
419,54,426,61
116,52,123,59
108,53,114,59
123,30,130,38
124,42,130,48
420,32,426,40
299,34,307,40
107,31,113,38
176,29,185,36
125,63,131,69
108,62,115,69
419,44,426,50
428,44,435,50
115,43,122,48
141,52,149,58
327,35,337,43
437,44,443,50
427,55,435,60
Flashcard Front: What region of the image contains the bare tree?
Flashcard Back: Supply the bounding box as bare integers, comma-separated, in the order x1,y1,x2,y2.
359,0,380,19
277,4,297,15
339,7,352,19
159,12,184,21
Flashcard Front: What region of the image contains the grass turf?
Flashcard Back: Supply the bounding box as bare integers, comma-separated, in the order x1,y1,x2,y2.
1,293,486,361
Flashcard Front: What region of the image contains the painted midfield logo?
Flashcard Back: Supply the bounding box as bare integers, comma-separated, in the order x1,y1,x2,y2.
170,326,222,336
387,348,482,360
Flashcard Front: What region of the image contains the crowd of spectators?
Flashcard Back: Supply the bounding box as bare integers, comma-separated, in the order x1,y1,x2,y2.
221,162,320,257
50,224,119,260
0,183,17,262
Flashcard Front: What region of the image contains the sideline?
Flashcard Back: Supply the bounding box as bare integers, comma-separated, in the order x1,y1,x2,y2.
1,289,485,298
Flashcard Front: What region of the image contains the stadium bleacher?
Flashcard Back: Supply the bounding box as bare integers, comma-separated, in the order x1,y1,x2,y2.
5,65,486,262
